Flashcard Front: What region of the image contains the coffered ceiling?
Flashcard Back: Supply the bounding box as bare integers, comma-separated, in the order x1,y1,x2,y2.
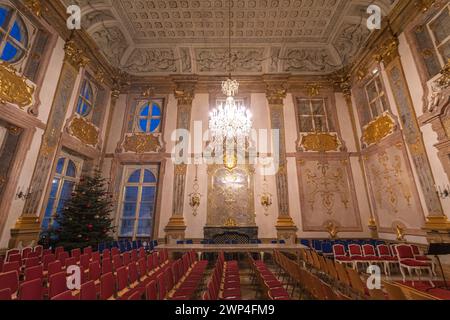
63,0,397,76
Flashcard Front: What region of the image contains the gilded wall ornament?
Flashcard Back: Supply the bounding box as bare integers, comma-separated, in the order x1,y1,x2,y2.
362,113,396,146
300,132,341,152
123,133,161,153
0,62,35,109
325,221,339,239
64,40,90,69
25,0,42,16
188,165,202,216
69,117,99,147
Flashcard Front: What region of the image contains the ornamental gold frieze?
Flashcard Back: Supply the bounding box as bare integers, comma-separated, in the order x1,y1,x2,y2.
299,132,341,152
123,133,162,154
0,62,35,109
68,117,99,147
24,0,42,16
362,113,396,146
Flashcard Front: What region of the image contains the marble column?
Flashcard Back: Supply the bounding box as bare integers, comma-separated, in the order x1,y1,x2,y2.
334,74,378,238
265,79,298,243
9,40,89,248
375,37,449,236
164,77,197,243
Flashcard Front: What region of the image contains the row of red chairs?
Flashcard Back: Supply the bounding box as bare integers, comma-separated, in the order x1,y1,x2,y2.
0,246,169,300
250,252,290,300
203,252,241,300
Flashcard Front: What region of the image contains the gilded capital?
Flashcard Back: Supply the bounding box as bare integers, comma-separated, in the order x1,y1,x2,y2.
64,40,90,69
174,88,195,105
266,86,287,105
374,37,399,66
25,0,42,17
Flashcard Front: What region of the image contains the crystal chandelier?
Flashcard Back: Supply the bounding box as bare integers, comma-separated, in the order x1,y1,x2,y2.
209,0,253,154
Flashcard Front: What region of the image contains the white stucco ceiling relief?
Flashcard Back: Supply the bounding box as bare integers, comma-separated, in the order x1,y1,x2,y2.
64,0,398,76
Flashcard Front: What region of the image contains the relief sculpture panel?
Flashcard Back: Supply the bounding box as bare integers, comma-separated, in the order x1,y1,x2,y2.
297,157,361,232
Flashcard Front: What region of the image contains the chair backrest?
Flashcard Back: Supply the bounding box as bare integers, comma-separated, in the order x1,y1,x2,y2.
48,260,63,276
138,258,147,278
131,249,138,262
71,248,81,260
390,244,398,256
49,272,67,299
332,244,346,257
122,252,131,266
396,245,415,260
128,290,142,300
147,254,154,272
116,266,128,292
24,257,40,269
80,254,90,269
51,290,78,300
25,265,44,282
377,244,392,257
102,259,112,275
112,255,123,270
83,246,92,256
128,262,139,284
91,251,100,262
57,251,69,265
8,253,22,265
42,254,56,270
157,273,166,300
89,261,101,282
3,261,20,274
362,244,377,256
346,268,366,296
348,244,363,256
0,288,11,300
410,244,421,256
111,247,120,257
65,257,77,269
22,247,33,259
100,273,115,300
146,280,157,300
0,271,19,295
6,249,20,261
80,280,97,300
19,278,44,300
54,246,64,257
152,252,159,268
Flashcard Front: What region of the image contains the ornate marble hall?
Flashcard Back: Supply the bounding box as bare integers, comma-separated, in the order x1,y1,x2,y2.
0,0,450,301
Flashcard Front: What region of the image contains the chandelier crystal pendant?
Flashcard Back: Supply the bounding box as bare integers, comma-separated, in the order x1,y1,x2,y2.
208,0,253,167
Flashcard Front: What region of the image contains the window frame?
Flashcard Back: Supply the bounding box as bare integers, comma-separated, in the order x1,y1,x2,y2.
0,3,35,68
41,155,82,230
118,166,159,239
426,3,450,68
295,97,334,133
75,78,96,119
364,72,390,120
136,102,163,133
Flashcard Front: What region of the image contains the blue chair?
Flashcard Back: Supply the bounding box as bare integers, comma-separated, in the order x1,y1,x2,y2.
119,241,127,253
279,240,286,244
186,240,194,244
98,242,105,252
132,240,138,249
152,240,158,247
321,242,333,255
249,240,258,244
312,240,323,252
112,241,119,248
176,240,185,245
300,239,310,248
271,240,278,244
208,240,215,245
125,241,132,251
200,240,208,245
256,239,262,244
136,239,143,248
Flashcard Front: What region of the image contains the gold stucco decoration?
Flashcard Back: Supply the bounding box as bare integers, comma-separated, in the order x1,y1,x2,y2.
362,113,396,146
123,134,161,153
300,132,341,152
69,117,99,147
0,63,35,109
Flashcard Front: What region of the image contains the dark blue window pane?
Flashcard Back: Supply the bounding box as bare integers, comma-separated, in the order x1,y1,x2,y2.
49,178,60,197
150,119,160,132
140,104,149,116
76,98,83,114
143,170,156,183
139,119,148,132
41,218,50,230
141,186,156,199
123,202,136,217
152,104,161,116
137,219,151,236
84,83,92,100
10,21,21,42
139,202,153,218
66,160,76,177
1,42,17,61
120,219,134,236
0,7,9,28
124,186,138,202
56,158,65,174
43,198,55,219
128,170,141,183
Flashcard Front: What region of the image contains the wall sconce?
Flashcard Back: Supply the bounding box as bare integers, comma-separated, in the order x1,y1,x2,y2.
259,167,272,216
188,165,202,216
16,186,33,201
435,184,450,199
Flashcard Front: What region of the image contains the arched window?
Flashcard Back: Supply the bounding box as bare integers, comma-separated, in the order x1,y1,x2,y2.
138,102,162,133
119,167,158,238
76,79,95,117
42,157,80,230
0,4,29,63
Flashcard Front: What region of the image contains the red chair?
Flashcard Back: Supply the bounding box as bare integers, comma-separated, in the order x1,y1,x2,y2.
57,251,69,265
116,266,129,296
89,261,101,282
376,244,398,275
112,255,123,271
100,273,115,300
147,254,154,273
65,257,77,269
0,271,19,298
8,253,22,266
42,254,56,270
48,260,63,276
332,245,353,267
71,248,81,261
42,249,52,257
83,246,92,259
348,244,371,269
5,249,20,261
80,280,97,300
51,290,78,300
362,244,381,264
80,254,90,270
396,244,434,286
0,288,11,300
34,245,43,257
128,291,142,300
24,257,40,268
54,246,64,256
128,262,139,286
18,278,44,300
25,265,44,282
111,247,120,257
102,259,113,275
0,260,3,273
156,273,167,300
49,272,68,299
146,280,157,300
122,252,131,266
102,249,110,260
130,250,138,262
411,245,436,275
91,251,100,262
2,261,20,274
21,247,33,259
137,258,148,280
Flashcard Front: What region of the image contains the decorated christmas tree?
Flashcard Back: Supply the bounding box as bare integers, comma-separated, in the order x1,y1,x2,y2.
49,170,115,250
